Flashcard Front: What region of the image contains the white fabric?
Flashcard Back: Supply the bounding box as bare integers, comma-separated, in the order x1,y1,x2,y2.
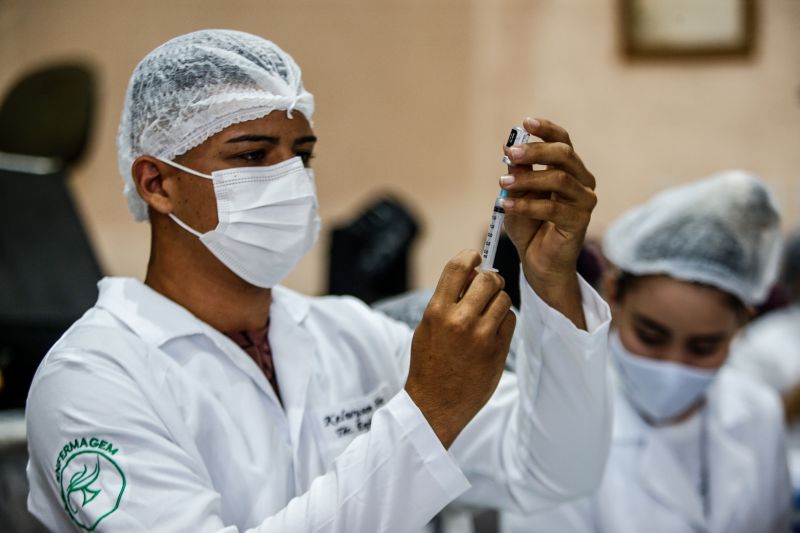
653,411,703,497
501,367,792,533
603,170,783,305
611,331,718,423
117,29,314,221
730,304,800,486
26,273,612,532
159,156,320,288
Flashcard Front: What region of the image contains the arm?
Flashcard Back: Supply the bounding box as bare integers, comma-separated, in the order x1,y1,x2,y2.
27,343,469,532
781,383,800,423
500,497,596,533
766,390,793,532
501,117,597,330
730,329,800,423
450,274,611,513
452,117,612,512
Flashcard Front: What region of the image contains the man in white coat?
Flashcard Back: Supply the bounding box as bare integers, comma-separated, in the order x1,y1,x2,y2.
25,30,612,532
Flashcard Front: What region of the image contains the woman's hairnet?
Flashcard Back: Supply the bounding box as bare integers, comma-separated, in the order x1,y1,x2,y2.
117,29,314,221
603,170,783,305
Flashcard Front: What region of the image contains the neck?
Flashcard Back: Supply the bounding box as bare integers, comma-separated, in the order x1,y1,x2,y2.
145,219,272,332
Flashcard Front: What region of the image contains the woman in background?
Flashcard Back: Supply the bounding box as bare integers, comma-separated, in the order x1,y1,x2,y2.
503,170,791,533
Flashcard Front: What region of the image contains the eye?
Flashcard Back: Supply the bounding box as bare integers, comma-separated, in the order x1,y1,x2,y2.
236,150,266,163
633,327,667,347
296,151,315,165
687,342,722,358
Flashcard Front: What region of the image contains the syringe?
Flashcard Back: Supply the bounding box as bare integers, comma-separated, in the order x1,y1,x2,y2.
479,189,508,272
479,126,529,272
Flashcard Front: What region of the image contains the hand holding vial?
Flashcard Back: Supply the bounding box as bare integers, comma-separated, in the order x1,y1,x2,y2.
496,117,597,329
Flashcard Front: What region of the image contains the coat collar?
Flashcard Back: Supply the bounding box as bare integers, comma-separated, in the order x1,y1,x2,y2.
95,277,316,428
94,277,310,347
611,367,758,529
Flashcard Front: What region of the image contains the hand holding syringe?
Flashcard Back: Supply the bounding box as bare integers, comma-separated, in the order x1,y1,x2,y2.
479,127,529,272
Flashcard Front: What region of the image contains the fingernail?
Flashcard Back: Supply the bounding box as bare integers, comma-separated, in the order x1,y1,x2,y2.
501,198,514,209
509,147,523,160
500,175,515,187
525,117,541,129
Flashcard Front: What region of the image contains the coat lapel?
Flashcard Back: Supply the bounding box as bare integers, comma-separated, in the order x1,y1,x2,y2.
638,427,707,530
269,287,316,491
613,387,707,531
706,396,757,532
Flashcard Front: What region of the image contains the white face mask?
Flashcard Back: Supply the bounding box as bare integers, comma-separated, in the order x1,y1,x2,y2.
157,156,320,288
610,330,718,424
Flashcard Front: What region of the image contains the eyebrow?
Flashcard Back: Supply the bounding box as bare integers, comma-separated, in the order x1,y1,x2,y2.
293,135,317,145
632,313,670,336
633,313,728,342
225,134,318,145
687,333,728,344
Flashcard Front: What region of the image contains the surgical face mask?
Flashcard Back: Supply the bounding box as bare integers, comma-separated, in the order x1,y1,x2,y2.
157,156,320,288
610,330,718,424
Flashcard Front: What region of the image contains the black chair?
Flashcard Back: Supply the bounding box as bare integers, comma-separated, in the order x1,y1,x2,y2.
0,63,95,164
0,62,100,409
327,195,421,304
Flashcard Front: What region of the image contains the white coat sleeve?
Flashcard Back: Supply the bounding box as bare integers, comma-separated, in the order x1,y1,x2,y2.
26,340,470,532
448,273,612,514
500,498,595,533
765,393,793,532
728,333,788,391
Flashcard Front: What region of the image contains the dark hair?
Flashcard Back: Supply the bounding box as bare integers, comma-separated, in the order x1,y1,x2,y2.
783,232,800,300
615,271,750,322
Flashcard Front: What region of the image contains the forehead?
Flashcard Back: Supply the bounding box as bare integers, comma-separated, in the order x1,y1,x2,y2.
210,110,313,144
621,275,738,332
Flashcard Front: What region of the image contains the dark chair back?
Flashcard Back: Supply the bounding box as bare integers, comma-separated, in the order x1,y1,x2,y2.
0,168,103,408
0,62,100,408
328,196,420,304
0,63,95,165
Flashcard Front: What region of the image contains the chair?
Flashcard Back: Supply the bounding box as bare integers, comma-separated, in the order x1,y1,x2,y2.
0,63,95,164
0,62,100,409
327,195,421,304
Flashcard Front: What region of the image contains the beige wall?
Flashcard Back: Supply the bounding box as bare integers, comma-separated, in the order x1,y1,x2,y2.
2,0,799,295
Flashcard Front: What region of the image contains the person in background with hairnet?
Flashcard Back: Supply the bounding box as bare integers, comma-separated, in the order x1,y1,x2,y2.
502,170,791,533
730,231,800,489
24,29,613,532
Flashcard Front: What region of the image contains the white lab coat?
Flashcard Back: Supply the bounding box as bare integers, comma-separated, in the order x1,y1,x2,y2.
26,275,611,532
501,367,792,533
729,304,800,486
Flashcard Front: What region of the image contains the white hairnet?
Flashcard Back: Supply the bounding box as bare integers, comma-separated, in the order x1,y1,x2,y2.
604,170,783,305
117,29,315,221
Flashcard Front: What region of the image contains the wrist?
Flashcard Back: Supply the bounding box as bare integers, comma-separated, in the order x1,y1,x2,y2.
523,266,578,300
404,384,462,449
523,267,587,330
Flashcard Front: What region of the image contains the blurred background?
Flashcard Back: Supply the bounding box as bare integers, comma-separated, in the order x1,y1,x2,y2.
0,0,799,530
2,0,798,295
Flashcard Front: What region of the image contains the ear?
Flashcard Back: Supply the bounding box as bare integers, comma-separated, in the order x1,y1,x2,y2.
132,156,175,216
600,268,621,308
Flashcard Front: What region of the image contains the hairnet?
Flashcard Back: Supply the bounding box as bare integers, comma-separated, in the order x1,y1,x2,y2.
603,170,783,305
117,29,315,221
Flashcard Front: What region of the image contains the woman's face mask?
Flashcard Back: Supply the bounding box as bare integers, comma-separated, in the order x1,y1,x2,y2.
611,330,718,424
608,275,744,423
158,155,320,288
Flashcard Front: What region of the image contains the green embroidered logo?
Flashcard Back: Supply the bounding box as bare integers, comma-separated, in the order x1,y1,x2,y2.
55,437,126,531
